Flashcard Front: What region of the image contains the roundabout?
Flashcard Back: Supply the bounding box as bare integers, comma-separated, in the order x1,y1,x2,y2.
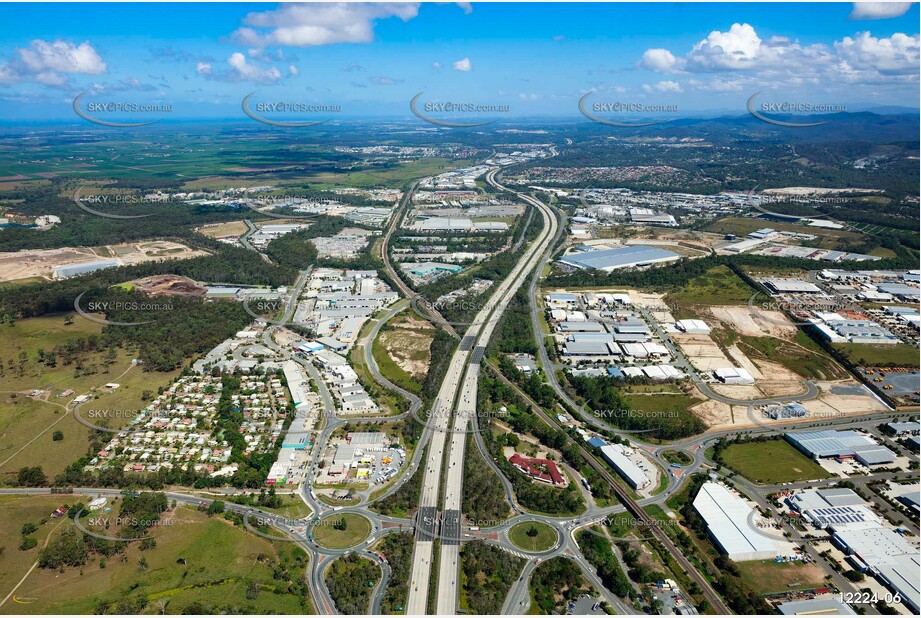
313,513,373,550
507,521,559,553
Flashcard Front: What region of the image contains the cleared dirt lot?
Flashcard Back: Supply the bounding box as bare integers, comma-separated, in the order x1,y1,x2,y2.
127,274,208,297
709,305,798,340
673,333,734,371
0,241,208,282
196,220,249,238
691,380,889,432
378,314,435,379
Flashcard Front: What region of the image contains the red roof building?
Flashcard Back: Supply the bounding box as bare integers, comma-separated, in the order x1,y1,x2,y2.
509,453,564,485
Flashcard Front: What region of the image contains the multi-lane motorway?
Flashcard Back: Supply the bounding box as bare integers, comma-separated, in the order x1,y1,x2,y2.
404,164,559,614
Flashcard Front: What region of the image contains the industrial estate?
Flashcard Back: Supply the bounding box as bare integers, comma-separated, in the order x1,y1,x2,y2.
0,2,918,617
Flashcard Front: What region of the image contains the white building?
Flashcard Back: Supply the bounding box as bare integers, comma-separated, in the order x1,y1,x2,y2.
692,482,781,561
599,444,649,489
675,319,711,335
714,367,755,385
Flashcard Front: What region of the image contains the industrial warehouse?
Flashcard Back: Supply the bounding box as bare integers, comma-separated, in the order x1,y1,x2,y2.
786,430,897,466
556,244,680,272
692,482,790,562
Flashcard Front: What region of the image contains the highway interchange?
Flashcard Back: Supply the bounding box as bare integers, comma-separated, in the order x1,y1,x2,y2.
6,156,916,616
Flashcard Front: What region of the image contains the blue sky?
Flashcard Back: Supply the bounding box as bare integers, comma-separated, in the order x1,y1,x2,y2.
0,2,918,120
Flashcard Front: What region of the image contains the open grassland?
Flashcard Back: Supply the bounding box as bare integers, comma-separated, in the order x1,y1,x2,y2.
704,217,865,250
736,559,829,595
720,440,830,484
664,265,756,309
0,503,311,615
0,315,179,481
737,332,850,380
0,494,70,599
833,342,920,368
349,321,410,415
309,158,472,189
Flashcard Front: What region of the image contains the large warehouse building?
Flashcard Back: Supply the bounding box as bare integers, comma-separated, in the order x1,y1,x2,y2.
598,443,650,489
692,482,782,561
54,258,119,279
557,245,680,272
786,430,897,465
833,528,920,613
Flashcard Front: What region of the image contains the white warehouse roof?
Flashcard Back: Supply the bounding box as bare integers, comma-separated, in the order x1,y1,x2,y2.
693,482,781,561
599,444,649,489
675,319,711,334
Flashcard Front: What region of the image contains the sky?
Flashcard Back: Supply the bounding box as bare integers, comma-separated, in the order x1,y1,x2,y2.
0,2,918,121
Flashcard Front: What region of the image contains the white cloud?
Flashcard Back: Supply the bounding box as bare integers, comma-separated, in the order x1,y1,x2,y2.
643,80,683,93
453,57,472,72
234,2,421,48
849,2,912,20
637,23,918,88
639,48,681,72
228,52,282,82
835,31,920,75
0,39,106,86
288,64,299,77
432,61,442,69
18,40,106,75
686,23,769,71
198,53,282,83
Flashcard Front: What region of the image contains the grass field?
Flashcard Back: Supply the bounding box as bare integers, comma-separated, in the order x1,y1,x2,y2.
313,513,371,550
310,157,471,189
0,501,312,614
738,332,850,381
720,440,830,484
507,522,558,552
736,559,829,595
665,265,756,309
623,393,701,415
0,315,180,481
0,494,70,599
704,217,865,250
833,342,921,368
